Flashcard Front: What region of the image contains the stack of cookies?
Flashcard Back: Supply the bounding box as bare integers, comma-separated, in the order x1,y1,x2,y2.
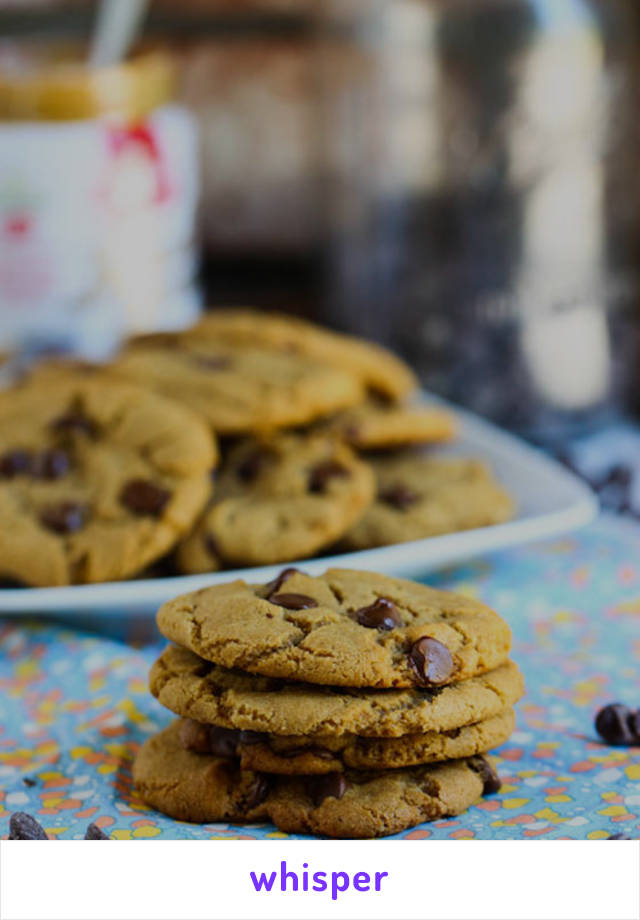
0,309,514,587
134,567,524,838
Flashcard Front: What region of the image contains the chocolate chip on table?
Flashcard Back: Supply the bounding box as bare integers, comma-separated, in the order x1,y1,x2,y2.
595,703,640,746
607,833,631,840
179,718,214,755
265,567,300,597
0,449,32,478
468,755,502,795
120,480,170,516
309,773,349,807
244,775,270,810
50,411,97,438
354,597,402,630
84,823,109,840
409,637,454,686
33,449,71,480
22,777,36,787
9,812,49,840
237,447,273,482
40,501,87,534
269,592,318,611
379,484,419,510
308,460,349,493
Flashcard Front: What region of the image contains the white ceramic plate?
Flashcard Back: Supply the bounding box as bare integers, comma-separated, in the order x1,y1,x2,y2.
0,393,598,619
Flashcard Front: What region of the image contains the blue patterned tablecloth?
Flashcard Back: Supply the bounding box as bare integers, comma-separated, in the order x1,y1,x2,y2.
1,514,639,840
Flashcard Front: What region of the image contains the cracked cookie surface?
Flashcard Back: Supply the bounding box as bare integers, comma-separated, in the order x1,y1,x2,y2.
156,568,512,688
342,456,515,550
0,379,216,586
176,434,375,572
133,719,494,837
150,646,523,737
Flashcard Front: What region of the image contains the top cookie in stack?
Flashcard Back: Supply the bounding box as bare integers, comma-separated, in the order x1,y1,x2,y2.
134,567,524,837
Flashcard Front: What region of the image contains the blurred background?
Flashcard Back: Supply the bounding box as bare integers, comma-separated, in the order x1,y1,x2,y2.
1,0,640,454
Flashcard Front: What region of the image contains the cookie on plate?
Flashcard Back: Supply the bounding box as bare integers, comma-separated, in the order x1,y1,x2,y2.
111,336,365,435
182,309,417,402
177,708,515,773
0,379,216,586
176,434,375,572
319,401,457,451
342,455,515,550
156,567,512,688
133,719,498,837
150,645,524,737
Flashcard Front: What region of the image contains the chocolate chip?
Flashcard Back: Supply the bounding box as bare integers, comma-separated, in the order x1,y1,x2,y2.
120,480,170,517
244,774,270,810
208,726,242,759
84,823,109,840
0,449,32,478
33,449,71,480
238,731,268,745
9,812,49,840
269,592,318,610
308,460,349,493
608,833,631,840
22,777,36,787
179,719,213,755
194,355,232,370
379,484,420,510
408,637,454,686
50,411,97,438
40,501,87,534
280,746,334,760
265,567,300,597
354,597,402,630
237,447,273,482
595,703,639,746
468,756,502,795
309,773,349,807
204,533,220,560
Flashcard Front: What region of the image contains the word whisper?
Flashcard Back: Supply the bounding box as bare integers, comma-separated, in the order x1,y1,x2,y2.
250,861,389,901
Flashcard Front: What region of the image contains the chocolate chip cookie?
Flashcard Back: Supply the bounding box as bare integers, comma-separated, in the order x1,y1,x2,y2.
177,708,515,774
342,455,515,550
0,379,216,586
156,567,512,688
176,434,375,572
182,310,417,402
150,645,524,737
320,401,457,451
111,335,365,435
133,719,498,837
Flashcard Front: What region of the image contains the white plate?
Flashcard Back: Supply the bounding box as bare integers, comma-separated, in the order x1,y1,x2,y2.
0,393,598,619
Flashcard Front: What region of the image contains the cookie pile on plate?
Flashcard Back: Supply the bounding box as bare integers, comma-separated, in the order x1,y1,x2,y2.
0,309,514,587
134,567,524,838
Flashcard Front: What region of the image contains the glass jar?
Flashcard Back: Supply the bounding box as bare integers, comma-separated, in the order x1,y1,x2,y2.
0,45,200,358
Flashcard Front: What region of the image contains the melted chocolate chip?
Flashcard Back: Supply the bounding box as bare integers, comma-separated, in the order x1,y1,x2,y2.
0,449,32,478
308,460,349,493
265,567,300,597
204,533,220,560
309,773,349,807
408,637,454,686
468,755,502,795
33,449,71,480
9,812,49,840
194,355,232,371
595,703,639,746
85,823,109,840
179,719,213,755
40,501,87,534
269,592,318,610
208,726,243,759
280,746,334,761
237,447,273,482
238,731,268,746
51,411,97,438
244,775,270,810
354,597,402,630
120,480,170,517
379,484,420,510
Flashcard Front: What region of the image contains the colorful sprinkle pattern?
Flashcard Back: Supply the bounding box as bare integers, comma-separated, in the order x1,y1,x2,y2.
1,515,639,840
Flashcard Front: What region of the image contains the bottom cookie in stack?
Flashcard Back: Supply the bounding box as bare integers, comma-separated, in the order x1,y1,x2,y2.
133,645,524,838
